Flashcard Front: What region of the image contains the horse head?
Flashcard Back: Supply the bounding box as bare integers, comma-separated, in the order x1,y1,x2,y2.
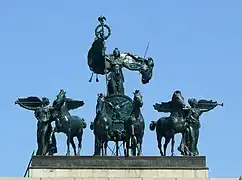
133,90,143,108
140,57,154,84
96,93,105,115
172,90,186,109
53,89,67,109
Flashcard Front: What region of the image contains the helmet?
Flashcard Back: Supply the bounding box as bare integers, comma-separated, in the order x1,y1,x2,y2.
42,97,50,106
113,48,120,57
188,98,198,107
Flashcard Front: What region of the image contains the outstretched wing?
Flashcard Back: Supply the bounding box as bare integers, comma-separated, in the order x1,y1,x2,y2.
197,99,218,111
15,96,42,110
153,101,173,113
66,98,84,111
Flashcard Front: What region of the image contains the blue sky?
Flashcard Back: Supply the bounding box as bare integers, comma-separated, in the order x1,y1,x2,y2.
0,0,241,178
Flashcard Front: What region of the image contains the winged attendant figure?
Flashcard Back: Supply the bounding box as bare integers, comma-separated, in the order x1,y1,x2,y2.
178,99,223,156
151,91,223,156
15,96,57,155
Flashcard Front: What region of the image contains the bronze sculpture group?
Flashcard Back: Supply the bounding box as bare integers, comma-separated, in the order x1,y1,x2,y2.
15,16,223,157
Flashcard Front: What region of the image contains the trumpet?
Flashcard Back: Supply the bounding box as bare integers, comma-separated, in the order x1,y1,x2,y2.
217,103,224,107
198,102,224,107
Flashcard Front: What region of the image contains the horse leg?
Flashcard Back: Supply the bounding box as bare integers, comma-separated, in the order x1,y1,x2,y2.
66,129,71,156
137,139,143,156
157,133,163,156
126,136,130,157
130,133,137,156
123,140,127,156
171,135,175,156
101,140,104,156
163,137,171,156
140,142,143,156
70,136,76,156
94,136,100,156
104,141,108,156
77,132,83,156
115,141,119,156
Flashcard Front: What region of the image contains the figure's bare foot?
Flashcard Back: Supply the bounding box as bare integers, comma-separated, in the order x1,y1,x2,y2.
77,148,81,156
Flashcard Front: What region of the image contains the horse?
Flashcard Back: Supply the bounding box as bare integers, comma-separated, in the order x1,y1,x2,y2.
90,94,110,156
90,120,109,156
149,118,175,156
125,90,145,156
50,90,87,156
92,93,129,156
90,94,109,156
151,90,191,156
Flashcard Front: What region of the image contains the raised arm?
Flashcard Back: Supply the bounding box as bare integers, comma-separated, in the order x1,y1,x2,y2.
200,105,217,113
122,53,143,71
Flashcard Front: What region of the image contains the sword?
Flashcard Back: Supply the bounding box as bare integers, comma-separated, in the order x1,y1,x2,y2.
143,42,150,59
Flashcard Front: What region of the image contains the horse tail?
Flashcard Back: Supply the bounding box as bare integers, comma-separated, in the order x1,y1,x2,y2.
81,118,87,129
90,121,94,130
149,120,157,131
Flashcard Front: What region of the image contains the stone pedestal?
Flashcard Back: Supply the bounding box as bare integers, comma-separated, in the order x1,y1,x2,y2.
28,156,209,180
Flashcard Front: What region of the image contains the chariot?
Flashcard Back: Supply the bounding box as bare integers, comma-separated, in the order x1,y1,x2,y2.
103,94,133,141
88,16,152,156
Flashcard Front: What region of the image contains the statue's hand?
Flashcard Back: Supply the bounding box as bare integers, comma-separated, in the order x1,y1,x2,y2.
126,52,136,59
183,105,190,110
